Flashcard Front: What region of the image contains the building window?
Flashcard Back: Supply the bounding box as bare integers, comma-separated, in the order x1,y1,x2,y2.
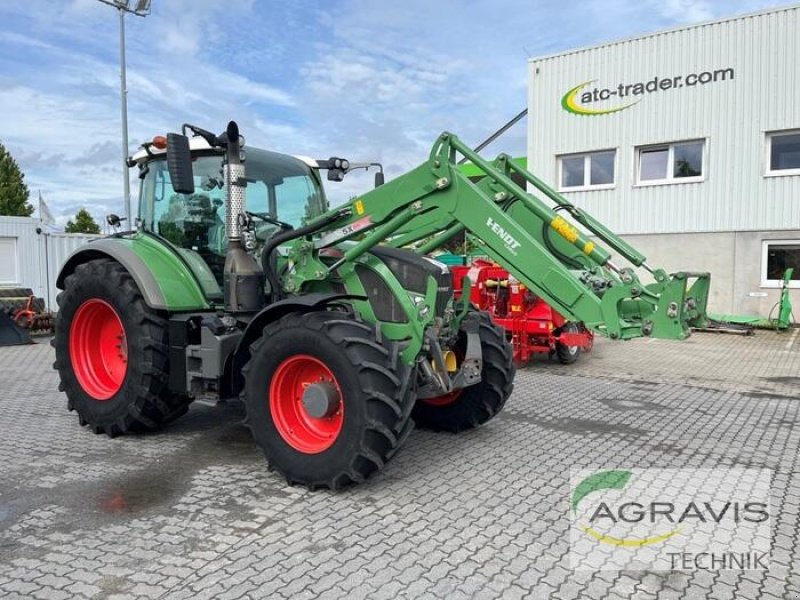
761,240,800,289
557,150,615,191
766,130,800,175
636,140,704,185
0,237,19,285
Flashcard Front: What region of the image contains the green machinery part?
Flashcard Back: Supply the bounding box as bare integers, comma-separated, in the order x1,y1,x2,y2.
707,268,795,332
58,233,213,311
777,267,795,330
283,132,710,363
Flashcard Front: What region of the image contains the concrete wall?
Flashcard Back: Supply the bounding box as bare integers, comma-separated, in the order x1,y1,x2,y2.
609,230,800,317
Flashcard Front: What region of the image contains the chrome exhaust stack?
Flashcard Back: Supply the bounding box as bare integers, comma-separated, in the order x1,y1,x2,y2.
219,121,264,313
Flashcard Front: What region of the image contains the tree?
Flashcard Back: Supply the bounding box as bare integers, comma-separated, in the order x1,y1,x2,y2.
0,141,33,217
65,208,101,234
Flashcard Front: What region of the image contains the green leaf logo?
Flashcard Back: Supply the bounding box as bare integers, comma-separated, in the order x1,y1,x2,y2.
572,470,681,547
572,470,632,514
561,81,638,116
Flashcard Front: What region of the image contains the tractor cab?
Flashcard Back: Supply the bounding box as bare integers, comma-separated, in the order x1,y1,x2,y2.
131,137,328,298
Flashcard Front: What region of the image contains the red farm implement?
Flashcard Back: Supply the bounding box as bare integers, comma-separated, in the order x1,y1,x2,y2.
0,288,53,347
450,259,594,364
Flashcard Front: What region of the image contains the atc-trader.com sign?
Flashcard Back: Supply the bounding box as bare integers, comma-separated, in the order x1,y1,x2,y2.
561,67,735,116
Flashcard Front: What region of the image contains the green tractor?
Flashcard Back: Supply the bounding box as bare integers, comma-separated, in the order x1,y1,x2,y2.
54,121,710,489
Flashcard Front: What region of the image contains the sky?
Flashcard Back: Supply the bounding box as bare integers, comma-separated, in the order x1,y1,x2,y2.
0,0,793,228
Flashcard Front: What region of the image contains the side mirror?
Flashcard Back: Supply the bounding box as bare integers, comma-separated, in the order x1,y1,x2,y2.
374,171,385,188
166,133,195,195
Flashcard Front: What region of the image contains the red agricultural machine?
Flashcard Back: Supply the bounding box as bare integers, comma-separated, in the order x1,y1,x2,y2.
450,259,593,364
0,288,53,346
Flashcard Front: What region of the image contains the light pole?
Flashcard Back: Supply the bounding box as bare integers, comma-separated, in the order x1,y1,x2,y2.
97,0,151,226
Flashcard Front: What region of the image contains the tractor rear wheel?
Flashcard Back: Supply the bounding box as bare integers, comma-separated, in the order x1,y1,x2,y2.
53,258,192,436
242,310,415,490
413,311,515,433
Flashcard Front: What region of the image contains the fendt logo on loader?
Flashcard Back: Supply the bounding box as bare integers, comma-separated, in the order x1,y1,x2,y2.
486,217,522,255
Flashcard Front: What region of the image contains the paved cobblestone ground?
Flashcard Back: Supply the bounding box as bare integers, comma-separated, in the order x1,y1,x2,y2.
0,330,798,599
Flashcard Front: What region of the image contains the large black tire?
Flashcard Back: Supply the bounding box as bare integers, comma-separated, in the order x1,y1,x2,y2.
413,311,515,433
242,310,415,490
53,258,192,436
555,322,582,365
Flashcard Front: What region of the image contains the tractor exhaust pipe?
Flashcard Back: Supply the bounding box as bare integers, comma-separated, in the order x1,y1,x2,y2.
221,121,265,313
223,121,245,242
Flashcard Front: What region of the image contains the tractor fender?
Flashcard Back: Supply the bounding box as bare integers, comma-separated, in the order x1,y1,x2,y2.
229,293,364,395
56,237,210,311
57,240,168,308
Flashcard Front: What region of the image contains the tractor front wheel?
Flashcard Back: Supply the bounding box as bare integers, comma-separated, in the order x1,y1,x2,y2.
413,311,515,433
242,311,415,489
53,258,192,436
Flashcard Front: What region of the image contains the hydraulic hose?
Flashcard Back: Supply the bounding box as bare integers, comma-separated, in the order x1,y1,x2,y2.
260,209,348,301
541,220,584,270
502,195,584,270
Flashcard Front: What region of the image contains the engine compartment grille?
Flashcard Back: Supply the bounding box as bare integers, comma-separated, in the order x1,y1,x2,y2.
355,247,453,323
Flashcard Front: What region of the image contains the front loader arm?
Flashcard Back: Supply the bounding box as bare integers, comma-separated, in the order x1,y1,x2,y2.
287,132,709,341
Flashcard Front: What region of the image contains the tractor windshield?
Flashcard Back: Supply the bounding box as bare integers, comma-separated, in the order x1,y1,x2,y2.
138,148,327,295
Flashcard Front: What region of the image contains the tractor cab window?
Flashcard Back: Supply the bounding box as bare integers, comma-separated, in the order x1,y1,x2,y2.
139,148,326,294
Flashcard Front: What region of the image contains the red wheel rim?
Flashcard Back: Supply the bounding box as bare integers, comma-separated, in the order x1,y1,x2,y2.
69,299,128,400
422,388,463,406
269,354,344,454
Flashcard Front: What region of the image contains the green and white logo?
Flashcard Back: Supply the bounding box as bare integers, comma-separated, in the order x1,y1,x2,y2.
569,468,771,571
561,81,638,116
572,470,681,547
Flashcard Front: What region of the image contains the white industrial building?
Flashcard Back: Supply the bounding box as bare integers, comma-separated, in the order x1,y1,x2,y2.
0,217,99,310
527,5,800,317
